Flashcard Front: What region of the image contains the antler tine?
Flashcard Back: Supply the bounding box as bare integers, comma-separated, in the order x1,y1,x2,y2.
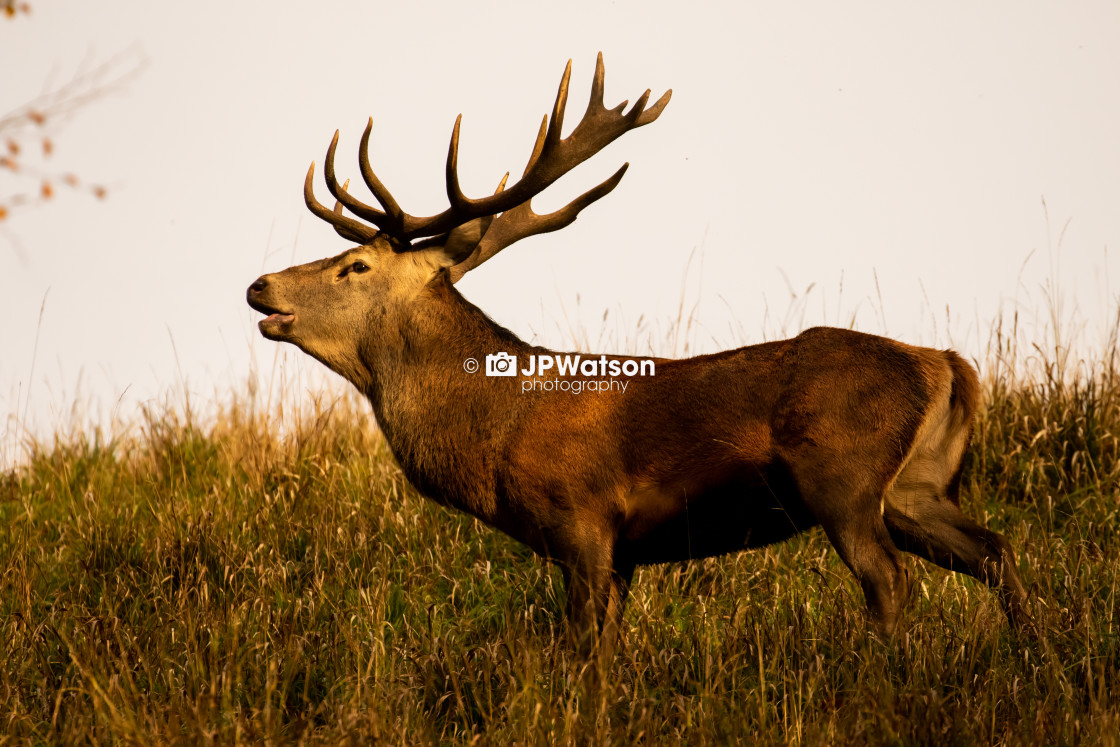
523,116,548,179
635,88,672,127
358,118,405,230
625,89,652,124
448,162,629,283
304,162,379,244
545,60,573,151
329,179,373,243
587,52,606,112
445,115,470,212
501,162,629,245
324,130,396,229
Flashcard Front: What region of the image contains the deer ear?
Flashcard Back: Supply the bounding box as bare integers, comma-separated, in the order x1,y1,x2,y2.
424,217,488,269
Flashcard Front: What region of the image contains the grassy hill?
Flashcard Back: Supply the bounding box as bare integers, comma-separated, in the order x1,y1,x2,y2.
3,330,1119,744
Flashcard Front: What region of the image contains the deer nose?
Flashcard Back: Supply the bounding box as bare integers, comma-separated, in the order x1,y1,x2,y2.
248,277,268,295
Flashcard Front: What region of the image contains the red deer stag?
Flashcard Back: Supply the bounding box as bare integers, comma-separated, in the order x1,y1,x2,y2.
247,54,1030,654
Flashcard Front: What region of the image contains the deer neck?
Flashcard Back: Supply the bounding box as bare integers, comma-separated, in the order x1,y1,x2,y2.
357,273,530,513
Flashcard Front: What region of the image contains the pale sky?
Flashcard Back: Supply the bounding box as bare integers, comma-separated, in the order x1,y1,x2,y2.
2,2,1119,462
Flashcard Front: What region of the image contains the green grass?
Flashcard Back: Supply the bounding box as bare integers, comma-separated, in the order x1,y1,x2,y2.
3,330,1120,744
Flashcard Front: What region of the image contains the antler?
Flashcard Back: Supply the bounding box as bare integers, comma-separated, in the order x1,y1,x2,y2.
305,53,671,263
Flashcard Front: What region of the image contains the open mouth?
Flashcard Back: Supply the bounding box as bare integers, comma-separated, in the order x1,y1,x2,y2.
261,311,295,325
256,311,295,340
248,298,295,337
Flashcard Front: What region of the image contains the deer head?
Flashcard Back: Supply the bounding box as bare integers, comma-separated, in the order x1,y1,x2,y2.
247,54,670,387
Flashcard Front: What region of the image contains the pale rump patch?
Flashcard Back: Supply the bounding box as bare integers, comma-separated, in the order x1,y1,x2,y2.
883,358,970,516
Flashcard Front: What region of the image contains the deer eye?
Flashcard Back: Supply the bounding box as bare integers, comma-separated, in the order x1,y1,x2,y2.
349,261,370,274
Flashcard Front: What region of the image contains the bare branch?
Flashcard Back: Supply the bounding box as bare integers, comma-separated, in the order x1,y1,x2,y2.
0,46,146,226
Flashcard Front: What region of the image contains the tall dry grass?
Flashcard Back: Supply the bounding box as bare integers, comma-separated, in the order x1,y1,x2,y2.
2,304,1120,744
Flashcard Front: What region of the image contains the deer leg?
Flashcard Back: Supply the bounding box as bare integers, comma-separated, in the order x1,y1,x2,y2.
599,561,635,661
562,546,633,661
563,551,612,658
816,497,913,638
883,497,1030,629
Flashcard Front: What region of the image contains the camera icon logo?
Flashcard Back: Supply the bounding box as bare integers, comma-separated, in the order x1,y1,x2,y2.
485,352,517,377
